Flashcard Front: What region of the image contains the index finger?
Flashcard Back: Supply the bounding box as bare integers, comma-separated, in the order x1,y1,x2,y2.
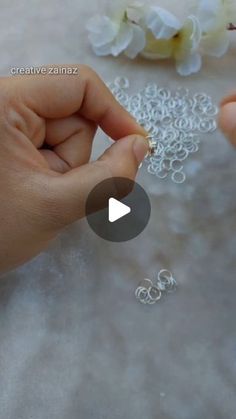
9,64,147,141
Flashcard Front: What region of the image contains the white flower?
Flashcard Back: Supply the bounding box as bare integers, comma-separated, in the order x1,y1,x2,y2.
86,6,146,59
196,0,230,57
86,0,234,77
142,14,202,76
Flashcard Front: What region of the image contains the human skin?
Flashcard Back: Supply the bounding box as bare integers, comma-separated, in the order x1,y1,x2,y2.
0,65,149,274
219,94,236,147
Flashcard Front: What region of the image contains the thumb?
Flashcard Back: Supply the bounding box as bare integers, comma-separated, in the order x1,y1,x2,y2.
45,134,149,227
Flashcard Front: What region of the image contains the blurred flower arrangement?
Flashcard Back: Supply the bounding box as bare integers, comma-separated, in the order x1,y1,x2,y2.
86,0,236,76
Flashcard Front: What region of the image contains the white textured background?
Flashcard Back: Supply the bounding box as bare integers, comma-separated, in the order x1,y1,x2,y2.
0,1,236,418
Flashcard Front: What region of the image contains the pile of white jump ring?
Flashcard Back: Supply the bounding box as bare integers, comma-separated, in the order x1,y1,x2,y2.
107,76,218,304
135,270,177,305
107,77,218,184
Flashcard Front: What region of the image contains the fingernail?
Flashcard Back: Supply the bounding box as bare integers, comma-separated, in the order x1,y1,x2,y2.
133,135,149,165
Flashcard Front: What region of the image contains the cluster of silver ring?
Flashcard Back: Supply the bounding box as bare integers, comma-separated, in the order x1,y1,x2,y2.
135,270,177,305
107,77,218,184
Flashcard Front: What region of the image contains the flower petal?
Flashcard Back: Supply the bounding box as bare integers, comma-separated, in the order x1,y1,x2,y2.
86,15,117,35
196,0,223,32
91,42,114,56
146,6,182,39
224,0,236,23
176,52,202,76
201,30,230,57
189,16,202,49
126,2,146,24
111,22,133,56
174,16,202,63
87,15,119,47
125,24,146,58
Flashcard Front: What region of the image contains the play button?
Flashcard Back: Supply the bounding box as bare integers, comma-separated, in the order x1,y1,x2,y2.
86,177,151,242
108,198,131,223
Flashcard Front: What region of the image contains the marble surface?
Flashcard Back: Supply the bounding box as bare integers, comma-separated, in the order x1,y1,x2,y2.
0,1,236,418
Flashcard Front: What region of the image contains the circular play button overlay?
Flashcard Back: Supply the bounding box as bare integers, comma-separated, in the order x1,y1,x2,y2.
86,177,151,242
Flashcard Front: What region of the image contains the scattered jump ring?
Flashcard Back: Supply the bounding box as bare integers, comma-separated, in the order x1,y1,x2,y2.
171,171,186,184
148,286,162,302
157,270,177,293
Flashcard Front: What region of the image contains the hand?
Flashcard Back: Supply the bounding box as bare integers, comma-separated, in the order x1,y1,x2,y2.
219,92,236,146
0,65,148,273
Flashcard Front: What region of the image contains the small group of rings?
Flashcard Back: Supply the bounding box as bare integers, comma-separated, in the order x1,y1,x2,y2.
135,270,177,305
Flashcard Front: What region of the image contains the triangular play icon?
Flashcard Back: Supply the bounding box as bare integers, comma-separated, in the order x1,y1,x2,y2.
108,198,131,223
